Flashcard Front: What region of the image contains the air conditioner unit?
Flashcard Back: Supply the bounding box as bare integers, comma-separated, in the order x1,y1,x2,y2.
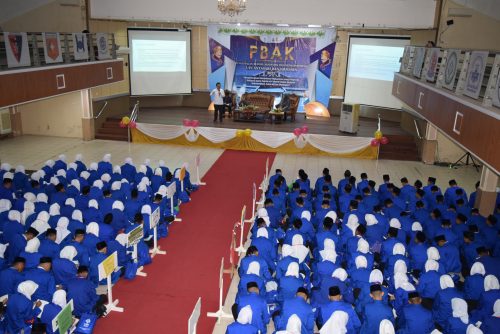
339,102,360,133
0,109,12,134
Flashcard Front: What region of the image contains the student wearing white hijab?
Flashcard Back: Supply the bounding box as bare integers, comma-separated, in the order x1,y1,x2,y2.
56,217,71,244
464,262,486,302
20,238,42,269
379,319,395,334
433,275,462,329
319,310,349,334
40,289,68,334
6,280,42,333
319,239,338,264
226,305,259,334
479,299,500,333
276,314,302,334
345,214,360,237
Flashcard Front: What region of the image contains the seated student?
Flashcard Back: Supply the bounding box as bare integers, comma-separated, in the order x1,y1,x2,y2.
276,246,303,282
38,228,59,260
385,243,409,280
66,266,107,318
464,262,486,309
82,222,101,256
392,272,416,318
365,213,385,247
476,246,500,279
0,243,7,270
316,268,354,306
398,291,434,334
235,282,270,334
381,227,400,266
239,246,270,281
107,234,129,268
89,241,120,287
359,284,394,334
445,298,470,334
5,280,42,334
278,262,305,303
0,257,26,296
98,213,115,242
55,217,72,246
40,290,67,334
316,286,360,332
355,269,390,315
283,219,308,247
24,257,56,302
68,229,89,267
83,200,102,225
432,275,463,330
226,305,259,334
312,239,339,285
435,234,461,279
347,237,374,271
474,275,500,322
52,246,78,286
480,299,500,334
19,238,42,270
250,228,277,272
349,255,371,290
409,231,428,274
126,213,152,267
7,226,38,265
238,261,266,297
417,259,441,309
275,287,314,334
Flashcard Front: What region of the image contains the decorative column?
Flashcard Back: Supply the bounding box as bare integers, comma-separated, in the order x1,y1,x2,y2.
475,166,499,216
421,122,438,164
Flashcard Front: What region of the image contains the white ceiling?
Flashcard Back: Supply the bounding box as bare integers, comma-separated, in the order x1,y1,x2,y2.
0,0,56,24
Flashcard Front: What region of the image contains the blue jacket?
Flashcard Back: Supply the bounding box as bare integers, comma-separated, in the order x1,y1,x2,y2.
318,300,361,333
24,267,56,301
464,274,485,301
225,322,259,334
417,270,441,299
359,300,394,334
0,267,24,296
5,292,41,333
39,239,60,259
445,317,469,334
237,292,270,333
432,287,463,328
66,276,99,317
51,258,77,286
40,303,62,334
398,303,434,334
277,296,315,334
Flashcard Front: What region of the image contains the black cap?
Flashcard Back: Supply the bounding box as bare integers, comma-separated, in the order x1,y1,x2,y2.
27,227,39,237
434,235,446,242
247,282,259,290
96,241,107,250
39,257,52,264
77,265,89,273
428,177,436,183
13,257,26,264
296,287,309,298
329,286,341,296
370,284,382,293
408,291,420,299
463,231,474,240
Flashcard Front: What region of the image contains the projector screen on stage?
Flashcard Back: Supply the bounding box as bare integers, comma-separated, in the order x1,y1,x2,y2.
128,28,192,95
344,36,410,109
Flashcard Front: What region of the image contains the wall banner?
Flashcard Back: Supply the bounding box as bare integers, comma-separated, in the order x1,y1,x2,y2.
4,32,31,68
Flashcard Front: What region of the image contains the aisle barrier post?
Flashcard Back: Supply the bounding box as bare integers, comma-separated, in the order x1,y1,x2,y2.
195,153,206,186
207,257,233,323
127,225,147,277
98,251,124,313
244,182,257,223
256,175,266,206
148,206,166,257
166,182,182,222
223,225,238,278
188,297,202,334
180,166,186,192
235,205,247,254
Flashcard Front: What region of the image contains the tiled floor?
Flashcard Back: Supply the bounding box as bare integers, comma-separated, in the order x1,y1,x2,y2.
0,135,481,334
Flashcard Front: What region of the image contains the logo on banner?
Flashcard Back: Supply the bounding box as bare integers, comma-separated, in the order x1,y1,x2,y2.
46,35,60,60
76,35,85,52
8,34,23,62
73,33,89,60
310,43,336,77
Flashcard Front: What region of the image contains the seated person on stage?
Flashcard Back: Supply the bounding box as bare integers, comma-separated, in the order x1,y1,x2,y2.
224,90,233,117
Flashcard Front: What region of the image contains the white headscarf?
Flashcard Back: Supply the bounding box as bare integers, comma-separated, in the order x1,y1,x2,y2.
23,192,36,203
427,247,440,261
36,193,48,204
158,160,165,167
257,208,268,218
137,182,147,192
58,154,66,162
21,202,35,225
8,210,21,223
103,154,111,163
484,275,500,292
394,260,407,274
17,280,39,300
86,222,99,237
65,198,75,208
411,222,423,231
0,244,8,259
365,214,378,226
25,238,40,253
56,217,71,244
141,205,152,215
319,310,348,334
125,157,133,165
392,243,406,256
493,299,500,317
246,261,261,276
75,153,83,161
113,165,121,174
470,262,486,276
50,176,59,186
325,211,337,221
285,262,300,278
80,171,90,180
282,244,293,258
379,319,395,334
320,239,337,263
369,269,384,284
452,298,469,324
52,290,67,308
440,275,455,289
425,259,439,272
112,201,124,211
38,211,50,223
72,210,83,222
115,234,128,247
15,165,25,174
3,172,13,180
1,163,11,171
394,272,415,291
138,164,147,174
283,314,302,334
357,238,369,254
154,168,162,177
237,305,252,325
256,227,269,239
89,162,98,171
355,255,368,269
346,215,359,236
301,211,311,221
111,181,121,191
101,174,111,183
93,180,103,189
31,219,50,235
68,162,77,171
56,169,66,178
60,246,78,263
49,203,60,216
466,325,483,334
389,218,401,229
292,234,304,246
88,200,98,209
332,268,348,281
0,199,11,213
45,160,55,168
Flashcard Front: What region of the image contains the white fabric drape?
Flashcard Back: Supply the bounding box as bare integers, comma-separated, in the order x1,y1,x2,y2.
137,123,187,140
251,130,294,148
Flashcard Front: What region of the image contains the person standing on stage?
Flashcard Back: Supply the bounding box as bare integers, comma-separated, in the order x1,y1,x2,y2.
210,82,225,122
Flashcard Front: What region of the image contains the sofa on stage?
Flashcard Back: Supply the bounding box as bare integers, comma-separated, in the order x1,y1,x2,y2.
234,92,275,122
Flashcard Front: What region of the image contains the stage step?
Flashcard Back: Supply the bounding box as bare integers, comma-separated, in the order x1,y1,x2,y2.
378,134,419,161
94,117,129,142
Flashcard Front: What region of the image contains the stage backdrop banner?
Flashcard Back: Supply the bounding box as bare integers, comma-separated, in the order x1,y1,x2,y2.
207,25,336,110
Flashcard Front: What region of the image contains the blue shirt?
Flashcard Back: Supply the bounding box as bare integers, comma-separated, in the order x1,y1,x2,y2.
236,292,270,333
66,276,99,317
319,300,361,333
398,303,434,334
277,296,315,334
359,300,394,334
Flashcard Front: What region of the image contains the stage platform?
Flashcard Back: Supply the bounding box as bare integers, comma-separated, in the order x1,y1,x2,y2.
135,107,408,137
96,107,419,161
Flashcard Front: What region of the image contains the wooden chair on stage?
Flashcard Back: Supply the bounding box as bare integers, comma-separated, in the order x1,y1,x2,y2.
284,94,300,122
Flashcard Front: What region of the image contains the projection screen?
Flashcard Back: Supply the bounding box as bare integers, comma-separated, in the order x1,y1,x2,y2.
128,28,192,95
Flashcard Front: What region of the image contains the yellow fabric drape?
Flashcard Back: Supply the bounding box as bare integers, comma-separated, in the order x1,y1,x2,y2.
131,128,377,159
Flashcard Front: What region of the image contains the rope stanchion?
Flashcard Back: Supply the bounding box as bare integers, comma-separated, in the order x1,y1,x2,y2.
194,153,206,186
244,182,257,223
234,205,247,255
206,257,233,323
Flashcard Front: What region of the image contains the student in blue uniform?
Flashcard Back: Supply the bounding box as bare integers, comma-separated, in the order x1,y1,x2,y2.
235,282,270,333
480,299,500,333
52,246,78,286
432,275,463,330
19,238,42,270
89,241,120,286
38,229,59,260
474,275,500,322
225,305,259,334
397,291,434,334
66,266,106,318
40,290,67,334
464,262,486,308
0,257,26,296
359,284,394,334
445,297,470,334
317,286,361,333
5,280,42,334
23,257,56,302
275,287,314,334
278,262,305,303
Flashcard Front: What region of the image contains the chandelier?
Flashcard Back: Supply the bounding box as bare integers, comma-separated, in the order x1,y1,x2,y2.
217,0,247,17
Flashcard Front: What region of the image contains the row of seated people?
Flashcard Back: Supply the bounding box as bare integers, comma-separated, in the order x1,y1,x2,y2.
0,154,198,334
225,168,500,334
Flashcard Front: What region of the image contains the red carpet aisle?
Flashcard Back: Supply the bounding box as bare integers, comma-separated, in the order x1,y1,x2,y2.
94,150,276,334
